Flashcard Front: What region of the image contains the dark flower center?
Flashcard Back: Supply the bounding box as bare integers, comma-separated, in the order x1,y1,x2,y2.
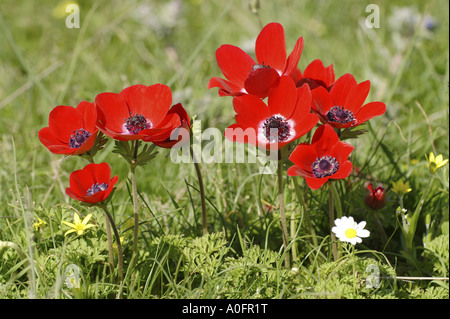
262,116,291,142
69,129,91,149
124,113,150,134
326,106,355,124
252,62,271,71
312,155,339,178
86,183,108,196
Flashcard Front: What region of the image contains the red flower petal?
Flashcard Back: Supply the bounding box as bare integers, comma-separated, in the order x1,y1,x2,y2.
344,80,370,113
311,125,340,156
267,76,297,118
95,92,130,133
69,168,94,197
142,113,181,142
330,160,353,180
75,101,97,131
330,73,357,107
305,176,329,190
207,76,245,96
311,86,334,115
287,165,313,178
291,84,313,118
233,94,270,128
66,163,118,204
355,101,386,125
244,67,280,99
303,59,326,79
38,127,72,154
284,36,304,78
225,123,258,145
167,103,190,129
288,143,318,171
83,162,111,185
255,22,286,73
48,106,83,143
65,187,84,202
121,84,172,128
330,141,355,164
290,113,319,142
216,44,255,88
298,59,334,89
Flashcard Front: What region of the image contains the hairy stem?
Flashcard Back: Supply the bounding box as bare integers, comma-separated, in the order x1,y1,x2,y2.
190,146,207,235
104,215,115,279
101,205,124,287
131,140,140,255
292,176,318,247
328,185,338,261
277,152,290,268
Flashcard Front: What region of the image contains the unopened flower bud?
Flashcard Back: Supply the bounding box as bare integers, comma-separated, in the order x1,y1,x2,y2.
365,183,386,210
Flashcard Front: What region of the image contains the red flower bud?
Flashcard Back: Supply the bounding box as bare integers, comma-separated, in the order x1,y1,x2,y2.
365,183,386,210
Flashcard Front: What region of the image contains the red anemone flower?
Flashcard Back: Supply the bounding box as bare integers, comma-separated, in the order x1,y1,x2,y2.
38,101,98,155
365,183,386,210
208,22,304,99
152,103,191,149
95,84,181,142
287,124,354,190
311,73,386,129
296,59,335,91
66,162,118,204
224,76,318,150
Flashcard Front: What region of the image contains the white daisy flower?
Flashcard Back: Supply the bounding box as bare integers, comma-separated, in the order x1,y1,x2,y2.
331,216,370,245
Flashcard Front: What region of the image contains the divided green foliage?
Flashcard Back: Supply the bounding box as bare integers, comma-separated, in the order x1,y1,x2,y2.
0,0,448,299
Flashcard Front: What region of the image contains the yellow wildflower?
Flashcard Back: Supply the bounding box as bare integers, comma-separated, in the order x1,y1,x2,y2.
62,212,96,236
391,180,412,196
33,217,47,231
426,152,448,175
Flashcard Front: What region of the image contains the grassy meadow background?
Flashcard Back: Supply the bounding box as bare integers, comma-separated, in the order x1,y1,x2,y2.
0,0,448,299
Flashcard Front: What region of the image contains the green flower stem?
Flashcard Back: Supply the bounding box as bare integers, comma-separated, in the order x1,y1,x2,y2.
100,204,124,285
328,185,338,261
104,215,115,280
329,182,342,219
292,176,318,247
131,140,140,256
190,146,207,235
277,151,290,269
403,175,435,257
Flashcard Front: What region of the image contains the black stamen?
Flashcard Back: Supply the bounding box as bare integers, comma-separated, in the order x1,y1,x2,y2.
312,155,339,178
262,116,291,142
124,113,149,134
86,183,108,196
252,62,271,71
69,129,91,149
326,106,355,124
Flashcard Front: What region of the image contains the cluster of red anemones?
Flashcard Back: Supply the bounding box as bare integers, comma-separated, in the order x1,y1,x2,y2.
39,83,191,204
209,22,386,190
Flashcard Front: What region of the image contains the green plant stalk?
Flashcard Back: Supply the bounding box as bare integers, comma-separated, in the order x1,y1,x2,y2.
328,186,338,261
104,215,115,280
277,152,290,269
131,140,140,256
329,182,343,219
292,176,318,247
100,204,124,285
194,161,208,235
190,146,207,235
403,175,435,257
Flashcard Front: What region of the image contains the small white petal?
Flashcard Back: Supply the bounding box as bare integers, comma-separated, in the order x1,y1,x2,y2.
358,229,370,238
